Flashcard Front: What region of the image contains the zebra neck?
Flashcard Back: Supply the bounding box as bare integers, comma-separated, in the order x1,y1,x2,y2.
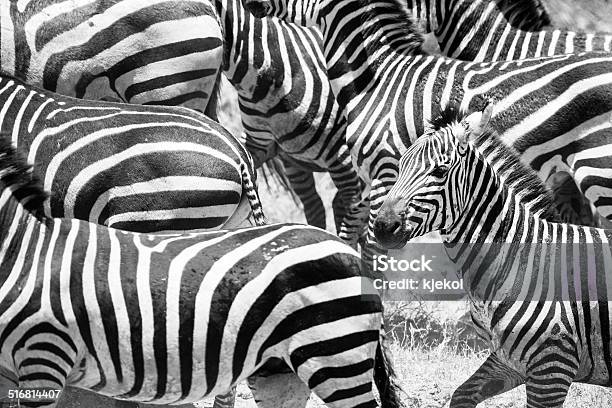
443,164,540,245
439,149,559,299
443,203,543,303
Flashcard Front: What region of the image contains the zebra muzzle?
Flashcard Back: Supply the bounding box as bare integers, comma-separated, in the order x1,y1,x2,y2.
373,200,408,248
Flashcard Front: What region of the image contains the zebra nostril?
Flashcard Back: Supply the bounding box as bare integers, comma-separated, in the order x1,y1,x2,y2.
373,211,403,246
404,221,412,233
388,218,402,234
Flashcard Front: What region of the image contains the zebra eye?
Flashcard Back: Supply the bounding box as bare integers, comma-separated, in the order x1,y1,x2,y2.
431,165,449,178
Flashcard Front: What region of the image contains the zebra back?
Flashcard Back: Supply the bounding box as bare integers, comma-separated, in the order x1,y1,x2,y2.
0,141,392,405
0,73,264,232
0,0,223,114
406,0,612,61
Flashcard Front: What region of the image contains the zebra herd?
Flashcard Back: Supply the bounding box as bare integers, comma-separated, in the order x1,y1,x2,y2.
0,0,612,407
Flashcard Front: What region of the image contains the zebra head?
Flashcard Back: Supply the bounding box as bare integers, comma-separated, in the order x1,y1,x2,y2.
373,104,493,249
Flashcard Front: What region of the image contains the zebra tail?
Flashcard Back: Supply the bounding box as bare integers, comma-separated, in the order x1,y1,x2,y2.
241,161,268,226
374,328,405,408
260,157,300,205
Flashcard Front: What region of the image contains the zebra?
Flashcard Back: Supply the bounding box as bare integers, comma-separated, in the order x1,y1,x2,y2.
405,0,612,62
1,0,320,238
1,0,223,116
216,0,364,243
397,0,610,223
0,135,403,408
373,103,612,407
246,0,612,265
0,72,265,233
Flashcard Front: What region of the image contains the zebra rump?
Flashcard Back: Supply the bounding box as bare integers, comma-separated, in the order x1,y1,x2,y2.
0,72,266,232
0,0,223,116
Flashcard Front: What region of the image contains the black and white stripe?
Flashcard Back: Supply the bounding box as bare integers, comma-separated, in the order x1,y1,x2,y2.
0,73,265,232
217,0,364,243
406,0,612,62
248,0,612,265
0,136,402,407
1,0,223,115
374,104,612,407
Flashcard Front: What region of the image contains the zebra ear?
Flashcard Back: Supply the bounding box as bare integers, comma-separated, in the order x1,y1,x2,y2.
463,102,494,142
471,102,493,138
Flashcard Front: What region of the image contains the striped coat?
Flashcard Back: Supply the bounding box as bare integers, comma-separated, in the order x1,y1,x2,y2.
0,73,265,232
406,0,612,62
0,137,402,408
217,0,364,242
247,0,612,263
375,105,612,407
1,0,223,115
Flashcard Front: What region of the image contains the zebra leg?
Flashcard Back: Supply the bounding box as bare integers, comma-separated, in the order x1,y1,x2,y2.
523,342,577,408
331,186,349,233
58,388,139,408
284,164,326,229
363,218,387,276
450,353,524,407
15,379,65,408
362,180,391,275
247,373,310,408
0,373,18,407
525,381,571,408
337,198,370,249
328,163,366,246
211,387,237,408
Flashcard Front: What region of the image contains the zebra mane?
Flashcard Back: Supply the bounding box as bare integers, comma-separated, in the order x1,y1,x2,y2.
428,105,465,131
362,0,425,56
429,105,560,220
494,0,552,31
0,135,47,219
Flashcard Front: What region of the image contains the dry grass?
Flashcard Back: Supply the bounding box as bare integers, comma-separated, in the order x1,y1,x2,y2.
198,341,612,408
215,1,612,407
393,343,612,408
